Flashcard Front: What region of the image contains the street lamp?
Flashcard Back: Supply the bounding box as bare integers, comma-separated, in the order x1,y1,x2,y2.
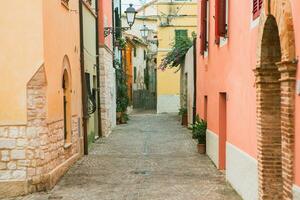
140,25,150,39
125,4,137,28
104,4,137,37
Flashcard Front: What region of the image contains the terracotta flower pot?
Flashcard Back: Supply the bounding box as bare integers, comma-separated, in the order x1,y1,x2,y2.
117,112,122,124
181,113,188,126
197,143,206,154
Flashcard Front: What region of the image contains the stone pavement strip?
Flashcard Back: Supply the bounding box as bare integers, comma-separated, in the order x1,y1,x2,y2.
9,114,241,200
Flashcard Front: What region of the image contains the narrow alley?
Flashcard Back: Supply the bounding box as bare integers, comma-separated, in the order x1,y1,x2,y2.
12,114,240,200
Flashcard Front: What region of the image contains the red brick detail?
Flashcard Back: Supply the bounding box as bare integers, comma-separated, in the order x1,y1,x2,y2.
255,1,297,198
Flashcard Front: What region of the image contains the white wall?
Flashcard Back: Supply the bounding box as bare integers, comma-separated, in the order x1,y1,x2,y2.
157,95,180,113
294,185,300,200
226,142,258,200
133,45,147,90
206,130,219,167
184,47,194,124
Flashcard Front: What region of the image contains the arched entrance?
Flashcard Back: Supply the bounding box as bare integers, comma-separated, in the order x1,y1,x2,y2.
255,1,297,199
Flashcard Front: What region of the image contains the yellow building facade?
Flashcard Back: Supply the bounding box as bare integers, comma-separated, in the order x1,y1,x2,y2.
156,0,197,113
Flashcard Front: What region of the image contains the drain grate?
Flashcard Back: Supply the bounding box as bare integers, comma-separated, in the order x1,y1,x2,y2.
132,170,150,176
48,196,63,200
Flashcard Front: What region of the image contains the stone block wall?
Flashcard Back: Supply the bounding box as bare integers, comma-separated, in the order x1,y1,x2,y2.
99,46,116,137
0,66,81,198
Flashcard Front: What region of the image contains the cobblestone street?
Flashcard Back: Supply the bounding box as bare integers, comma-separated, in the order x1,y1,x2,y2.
11,114,241,200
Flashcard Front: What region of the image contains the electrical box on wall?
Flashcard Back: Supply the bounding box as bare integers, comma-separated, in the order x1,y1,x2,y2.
297,80,300,95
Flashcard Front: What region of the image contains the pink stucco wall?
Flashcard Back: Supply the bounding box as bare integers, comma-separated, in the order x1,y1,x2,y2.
291,0,300,188
197,0,300,187
99,0,112,48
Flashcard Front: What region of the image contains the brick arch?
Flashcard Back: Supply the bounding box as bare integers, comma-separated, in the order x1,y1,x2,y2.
255,1,297,199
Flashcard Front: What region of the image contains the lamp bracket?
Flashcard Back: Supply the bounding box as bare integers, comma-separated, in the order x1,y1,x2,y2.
104,27,131,37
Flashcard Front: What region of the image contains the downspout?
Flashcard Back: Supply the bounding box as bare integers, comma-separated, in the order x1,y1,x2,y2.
193,38,197,124
95,0,103,137
79,0,89,155
112,0,115,58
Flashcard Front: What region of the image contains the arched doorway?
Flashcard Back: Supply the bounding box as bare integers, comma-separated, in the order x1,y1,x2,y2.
255,2,297,199
256,15,283,199
63,69,72,144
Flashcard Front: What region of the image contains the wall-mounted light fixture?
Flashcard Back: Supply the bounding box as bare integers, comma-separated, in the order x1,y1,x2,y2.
104,4,137,37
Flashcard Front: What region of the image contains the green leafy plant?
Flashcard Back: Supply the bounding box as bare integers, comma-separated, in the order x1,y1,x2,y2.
116,37,127,49
159,32,196,71
178,108,187,116
192,115,207,144
115,60,129,114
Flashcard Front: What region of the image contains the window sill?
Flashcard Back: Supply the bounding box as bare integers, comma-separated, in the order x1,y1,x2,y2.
250,16,260,29
64,143,72,149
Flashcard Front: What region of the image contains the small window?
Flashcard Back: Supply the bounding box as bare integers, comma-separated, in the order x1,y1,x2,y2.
134,48,137,57
215,0,228,44
253,0,263,20
200,0,209,55
144,50,147,60
63,70,72,143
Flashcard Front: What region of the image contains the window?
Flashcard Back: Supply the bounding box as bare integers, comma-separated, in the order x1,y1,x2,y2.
134,48,137,57
134,67,137,83
215,0,228,44
200,0,209,55
253,0,263,20
63,70,72,144
144,50,147,60
175,30,188,45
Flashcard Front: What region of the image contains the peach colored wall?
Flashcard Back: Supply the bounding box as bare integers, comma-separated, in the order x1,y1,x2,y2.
197,0,257,159
42,0,82,123
197,0,300,187
0,1,44,125
291,0,300,187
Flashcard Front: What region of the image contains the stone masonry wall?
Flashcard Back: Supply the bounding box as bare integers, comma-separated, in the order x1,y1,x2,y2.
99,46,116,136
0,66,81,198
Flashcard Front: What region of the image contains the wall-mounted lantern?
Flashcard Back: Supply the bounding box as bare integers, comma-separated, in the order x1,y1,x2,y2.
104,4,137,37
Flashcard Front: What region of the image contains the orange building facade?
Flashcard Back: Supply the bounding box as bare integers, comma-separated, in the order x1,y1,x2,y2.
197,0,300,199
0,0,83,197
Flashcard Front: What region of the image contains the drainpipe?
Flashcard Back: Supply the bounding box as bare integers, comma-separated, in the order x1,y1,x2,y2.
193,38,197,124
95,0,103,137
79,0,89,155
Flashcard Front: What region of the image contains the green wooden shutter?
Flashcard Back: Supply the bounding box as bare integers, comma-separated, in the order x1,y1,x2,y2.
175,30,188,44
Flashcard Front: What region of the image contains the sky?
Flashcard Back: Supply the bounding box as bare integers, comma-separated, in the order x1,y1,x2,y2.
121,0,150,11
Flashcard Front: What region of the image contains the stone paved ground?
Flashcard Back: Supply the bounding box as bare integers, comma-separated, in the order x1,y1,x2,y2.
10,113,241,200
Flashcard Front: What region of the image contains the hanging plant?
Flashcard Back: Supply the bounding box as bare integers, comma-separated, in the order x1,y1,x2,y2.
159,32,196,71
116,37,127,49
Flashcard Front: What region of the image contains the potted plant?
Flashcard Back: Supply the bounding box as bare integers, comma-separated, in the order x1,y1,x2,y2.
192,116,207,154
115,60,129,124
179,108,188,126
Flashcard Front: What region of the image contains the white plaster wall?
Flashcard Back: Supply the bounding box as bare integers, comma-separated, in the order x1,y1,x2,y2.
294,185,300,200
99,48,116,136
184,47,194,125
206,130,219,167
133,45,147,90
157,95,180,113
226,142,259,200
